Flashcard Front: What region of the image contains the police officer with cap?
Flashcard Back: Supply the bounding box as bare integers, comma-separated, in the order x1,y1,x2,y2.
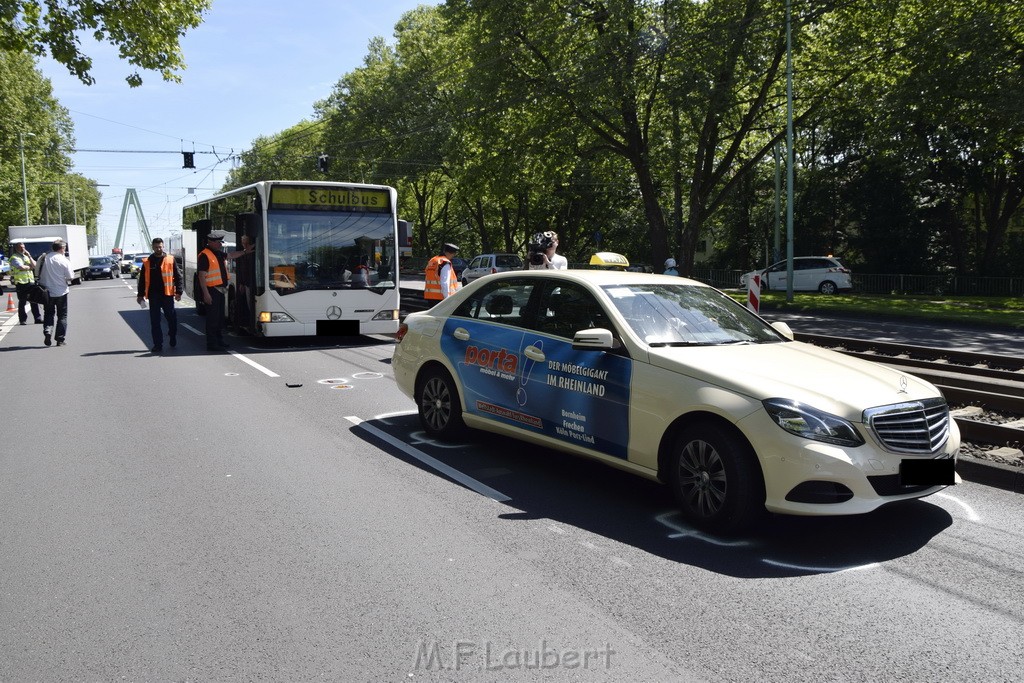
198,231,230,350
424,243,460,304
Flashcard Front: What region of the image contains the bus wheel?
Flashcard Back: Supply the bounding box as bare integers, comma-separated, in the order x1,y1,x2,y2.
667,423,764,534
417,366,465,439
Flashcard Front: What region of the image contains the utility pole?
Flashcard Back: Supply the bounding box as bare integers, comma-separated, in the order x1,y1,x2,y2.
785,0,795,303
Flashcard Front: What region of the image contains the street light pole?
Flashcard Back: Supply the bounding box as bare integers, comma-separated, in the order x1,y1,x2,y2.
19,132,35,225
40,181,64,223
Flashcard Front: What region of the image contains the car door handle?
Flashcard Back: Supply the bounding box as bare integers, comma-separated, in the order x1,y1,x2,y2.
524,344,545,362
453,327,470,341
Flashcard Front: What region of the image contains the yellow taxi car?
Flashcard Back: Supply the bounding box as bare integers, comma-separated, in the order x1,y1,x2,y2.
392,270,959,533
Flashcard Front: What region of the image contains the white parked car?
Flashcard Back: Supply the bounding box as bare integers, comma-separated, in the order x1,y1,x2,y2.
740,256,852,294
393,270,958,533
461,253,524,286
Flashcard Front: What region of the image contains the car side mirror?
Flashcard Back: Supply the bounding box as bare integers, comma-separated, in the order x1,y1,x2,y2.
572,328,620,350
771,321,795,340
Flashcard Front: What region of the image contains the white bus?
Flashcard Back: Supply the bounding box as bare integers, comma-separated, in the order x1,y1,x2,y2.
180,180,400,337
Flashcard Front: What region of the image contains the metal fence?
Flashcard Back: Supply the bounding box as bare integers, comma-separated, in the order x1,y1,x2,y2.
689,265,1024,297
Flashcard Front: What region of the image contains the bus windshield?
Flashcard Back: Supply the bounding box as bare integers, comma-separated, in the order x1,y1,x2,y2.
266,210,396,294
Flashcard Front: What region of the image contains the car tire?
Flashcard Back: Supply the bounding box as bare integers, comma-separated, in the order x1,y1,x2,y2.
417,366,465,439
818,280,837,295
667,423,765,534
461,278,469,287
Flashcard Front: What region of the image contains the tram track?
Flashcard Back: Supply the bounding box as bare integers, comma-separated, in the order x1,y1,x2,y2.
796,333,1024,453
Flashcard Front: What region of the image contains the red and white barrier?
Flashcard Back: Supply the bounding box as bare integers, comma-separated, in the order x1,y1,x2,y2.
746,274,760,313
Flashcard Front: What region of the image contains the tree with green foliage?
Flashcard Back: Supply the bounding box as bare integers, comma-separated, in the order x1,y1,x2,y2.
0,0,210,86
0,49,80,244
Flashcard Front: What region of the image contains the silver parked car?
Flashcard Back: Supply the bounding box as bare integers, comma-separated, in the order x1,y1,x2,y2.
461,253,524,286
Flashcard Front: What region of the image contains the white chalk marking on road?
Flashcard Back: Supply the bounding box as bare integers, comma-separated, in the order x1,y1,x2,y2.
654,511,751,547
933,492,981,521
375,410,417,422
345,415,511,503
762,559,880,573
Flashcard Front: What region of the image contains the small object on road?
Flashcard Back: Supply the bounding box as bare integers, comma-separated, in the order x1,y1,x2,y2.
286,382,303,388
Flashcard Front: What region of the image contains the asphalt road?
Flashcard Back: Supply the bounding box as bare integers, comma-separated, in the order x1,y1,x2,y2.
1,279,1022,681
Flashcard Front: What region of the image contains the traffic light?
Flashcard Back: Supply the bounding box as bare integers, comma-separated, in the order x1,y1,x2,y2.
317,153,330,173
182,152,195,169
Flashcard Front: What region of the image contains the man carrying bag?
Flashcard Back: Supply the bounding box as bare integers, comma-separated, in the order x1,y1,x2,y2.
9,242,44,324
37,240,74,347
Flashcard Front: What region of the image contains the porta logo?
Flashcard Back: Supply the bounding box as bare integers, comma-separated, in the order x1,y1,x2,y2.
465,345,519,374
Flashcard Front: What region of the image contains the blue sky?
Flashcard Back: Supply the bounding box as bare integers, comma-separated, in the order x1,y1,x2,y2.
39,0,428,253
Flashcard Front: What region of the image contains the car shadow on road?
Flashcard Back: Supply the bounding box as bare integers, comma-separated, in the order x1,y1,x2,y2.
353,413,954,579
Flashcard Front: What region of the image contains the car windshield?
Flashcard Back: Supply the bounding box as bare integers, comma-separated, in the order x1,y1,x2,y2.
601,283,784,346
89,257,111,266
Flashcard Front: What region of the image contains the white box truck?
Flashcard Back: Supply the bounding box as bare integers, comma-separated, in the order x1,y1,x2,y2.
7,224,89,285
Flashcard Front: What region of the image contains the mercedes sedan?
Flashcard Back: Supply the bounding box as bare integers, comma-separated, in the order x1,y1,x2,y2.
392,270,958,533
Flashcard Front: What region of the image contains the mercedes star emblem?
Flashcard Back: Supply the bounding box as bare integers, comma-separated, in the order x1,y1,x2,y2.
326,306,343,320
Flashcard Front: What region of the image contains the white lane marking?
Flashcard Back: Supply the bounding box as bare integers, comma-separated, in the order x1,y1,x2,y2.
179,322,280,377
0,314,17,343
933,492,981,521
227,350,280,377
345,415,511,503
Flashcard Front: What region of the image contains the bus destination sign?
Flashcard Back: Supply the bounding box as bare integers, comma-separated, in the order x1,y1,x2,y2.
270,186,391,212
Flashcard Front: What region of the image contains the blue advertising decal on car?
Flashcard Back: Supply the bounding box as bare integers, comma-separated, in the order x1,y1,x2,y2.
440,318,632,458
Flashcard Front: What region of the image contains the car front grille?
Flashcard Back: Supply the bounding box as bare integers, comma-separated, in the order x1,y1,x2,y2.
864,398,950,454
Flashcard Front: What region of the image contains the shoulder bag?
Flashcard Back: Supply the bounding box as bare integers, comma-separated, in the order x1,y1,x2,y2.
26,255,50,305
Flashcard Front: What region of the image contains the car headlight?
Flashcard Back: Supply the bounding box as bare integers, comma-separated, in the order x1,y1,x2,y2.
762,398,864,447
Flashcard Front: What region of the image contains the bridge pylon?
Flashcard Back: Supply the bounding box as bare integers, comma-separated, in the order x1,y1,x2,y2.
113,188,151,251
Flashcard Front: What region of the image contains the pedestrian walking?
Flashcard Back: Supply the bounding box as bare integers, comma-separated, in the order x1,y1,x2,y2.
8,242,42,325
37,240,74,347
197,231,230,351
136,237,183,353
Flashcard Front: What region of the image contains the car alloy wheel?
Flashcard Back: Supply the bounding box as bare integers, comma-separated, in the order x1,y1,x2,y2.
668,424,764,534
418,367,465,439
819,280,837,294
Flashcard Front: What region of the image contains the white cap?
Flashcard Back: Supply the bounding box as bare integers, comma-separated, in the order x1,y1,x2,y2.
664,258,677,268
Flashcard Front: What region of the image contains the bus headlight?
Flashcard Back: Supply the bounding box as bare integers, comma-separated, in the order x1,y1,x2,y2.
259,311,295,323
372,310,399,321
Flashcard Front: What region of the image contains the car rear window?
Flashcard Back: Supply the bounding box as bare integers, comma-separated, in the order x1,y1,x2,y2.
496,255,522,268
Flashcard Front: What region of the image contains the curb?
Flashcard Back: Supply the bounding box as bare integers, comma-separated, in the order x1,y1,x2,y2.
957,455,1024,494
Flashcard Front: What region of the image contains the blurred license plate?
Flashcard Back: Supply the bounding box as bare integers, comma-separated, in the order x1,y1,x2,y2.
900,458,955,486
